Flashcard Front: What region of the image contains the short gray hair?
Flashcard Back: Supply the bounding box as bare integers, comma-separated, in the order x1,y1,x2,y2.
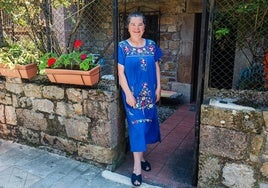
126,12,146,26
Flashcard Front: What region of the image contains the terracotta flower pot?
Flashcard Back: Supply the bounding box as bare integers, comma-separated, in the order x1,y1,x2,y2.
0,63,38,79
45,65,100,86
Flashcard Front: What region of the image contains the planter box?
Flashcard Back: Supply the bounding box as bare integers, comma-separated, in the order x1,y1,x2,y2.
45,65,100,86
0,63,38,79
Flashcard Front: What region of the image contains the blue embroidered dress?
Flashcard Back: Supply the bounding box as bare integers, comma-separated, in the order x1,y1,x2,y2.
118,39,162,152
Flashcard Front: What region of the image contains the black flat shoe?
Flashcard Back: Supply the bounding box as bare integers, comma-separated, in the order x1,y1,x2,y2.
131,173,142,186
141,160,151,171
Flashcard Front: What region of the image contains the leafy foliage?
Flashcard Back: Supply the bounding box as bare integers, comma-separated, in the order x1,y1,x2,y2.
0,39,40,68
0,0,88,54
214,0,268,59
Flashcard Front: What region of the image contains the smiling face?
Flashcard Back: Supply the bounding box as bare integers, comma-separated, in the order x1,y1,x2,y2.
128,16,145,39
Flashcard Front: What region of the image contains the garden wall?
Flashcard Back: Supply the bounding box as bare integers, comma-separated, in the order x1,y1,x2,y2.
0,76,126,170
198,100,268,187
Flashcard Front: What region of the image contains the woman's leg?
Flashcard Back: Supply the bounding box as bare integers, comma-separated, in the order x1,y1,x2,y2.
132,152,143,186
134,152,147,166
133,152,142,174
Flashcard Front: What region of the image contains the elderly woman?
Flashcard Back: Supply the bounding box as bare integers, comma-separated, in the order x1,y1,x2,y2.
118,11,162,186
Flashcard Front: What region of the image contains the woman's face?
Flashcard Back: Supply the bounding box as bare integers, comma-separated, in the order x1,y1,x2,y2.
128,16,145,39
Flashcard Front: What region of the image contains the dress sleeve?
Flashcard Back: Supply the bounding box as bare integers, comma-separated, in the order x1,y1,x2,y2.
118,42,125,66
154,43,162,62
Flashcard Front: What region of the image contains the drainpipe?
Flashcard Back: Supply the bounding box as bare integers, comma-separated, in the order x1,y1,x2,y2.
192,0,209,186
113,0,118,87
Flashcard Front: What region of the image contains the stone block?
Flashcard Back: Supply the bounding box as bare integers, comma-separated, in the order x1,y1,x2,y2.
262,135,268,159
65,119,89,142
56,102,75,117
168,25,177,32
263,111,268,131
200,125,248,160
161,33,172,41
87,90,115,102
0,105,5,123
198,155,221,188
66,88,82,102
17,97,32,108
91,119,111,147
251,135,264,156
73,103,83,115
187,0,202,13
172,33,180,40
201,105,263,134
160,41,168,50
163,61,175,70
32,99,54,114
222,163,255,188
42,86,64,100
5,83,23,94
78,144,117,164
84,100,110,120
169,41,180,50
41,133,77,154
23,84,42,98
16,109,47,131
12,94,18,107
261,162,268,177
5,106,17,125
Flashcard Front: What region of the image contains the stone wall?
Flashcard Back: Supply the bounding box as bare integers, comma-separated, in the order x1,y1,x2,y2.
198,102,268,187
0,76,125,170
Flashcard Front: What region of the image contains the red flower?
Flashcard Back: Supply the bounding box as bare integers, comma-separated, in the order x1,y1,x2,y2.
74,40,83,49
47,58,57,67
80,54,87,60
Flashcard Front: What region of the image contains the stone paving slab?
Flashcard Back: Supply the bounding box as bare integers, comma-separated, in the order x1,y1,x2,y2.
0,139,162,188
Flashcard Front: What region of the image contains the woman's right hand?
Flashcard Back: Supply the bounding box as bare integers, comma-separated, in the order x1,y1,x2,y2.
118,64,136,108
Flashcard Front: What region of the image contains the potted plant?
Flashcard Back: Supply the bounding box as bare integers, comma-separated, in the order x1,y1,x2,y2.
0,39,40,79
38,39,100,86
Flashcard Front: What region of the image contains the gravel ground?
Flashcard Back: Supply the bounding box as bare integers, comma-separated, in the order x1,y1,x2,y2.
157,104,178,123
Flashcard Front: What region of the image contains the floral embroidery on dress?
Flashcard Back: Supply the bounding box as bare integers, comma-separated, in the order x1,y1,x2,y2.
140,58,147,71
148,45,154,52
135,83,154,110
132,119,152,125
119,40,156,56
137,48,143,53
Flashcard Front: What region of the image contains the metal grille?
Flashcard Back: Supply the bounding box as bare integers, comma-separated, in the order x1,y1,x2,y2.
206,0,268,91
0,0,114,76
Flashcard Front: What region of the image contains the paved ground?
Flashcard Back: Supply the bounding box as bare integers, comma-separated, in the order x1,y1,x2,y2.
0,103,196,188
0,139,161,188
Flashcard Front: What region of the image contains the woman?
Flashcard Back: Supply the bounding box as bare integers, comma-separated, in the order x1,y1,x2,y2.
118,12,162,186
